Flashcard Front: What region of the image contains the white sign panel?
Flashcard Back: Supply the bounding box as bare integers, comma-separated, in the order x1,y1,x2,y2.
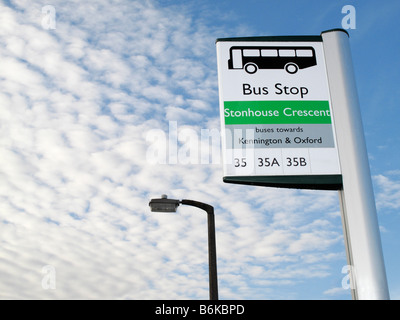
216,36,341,189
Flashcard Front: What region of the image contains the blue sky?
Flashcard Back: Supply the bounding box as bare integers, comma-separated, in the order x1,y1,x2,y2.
0,0,399,300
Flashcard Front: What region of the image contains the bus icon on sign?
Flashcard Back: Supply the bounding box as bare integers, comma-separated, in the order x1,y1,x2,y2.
228,46,317,74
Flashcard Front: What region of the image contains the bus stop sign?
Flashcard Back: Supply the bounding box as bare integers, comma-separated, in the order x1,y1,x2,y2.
215,30,390,300
216,35,342,189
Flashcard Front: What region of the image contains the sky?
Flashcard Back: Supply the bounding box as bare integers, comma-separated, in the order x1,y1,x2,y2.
0,0,399,300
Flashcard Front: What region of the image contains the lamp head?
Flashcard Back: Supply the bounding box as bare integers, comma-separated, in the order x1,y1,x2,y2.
149,195,180,213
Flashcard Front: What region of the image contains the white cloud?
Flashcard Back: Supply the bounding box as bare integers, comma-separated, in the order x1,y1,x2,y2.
323,287,348,297
0,0,352,300
374,174,400,211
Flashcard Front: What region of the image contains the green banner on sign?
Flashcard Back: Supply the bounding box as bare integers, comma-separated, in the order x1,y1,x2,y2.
224,100,332,125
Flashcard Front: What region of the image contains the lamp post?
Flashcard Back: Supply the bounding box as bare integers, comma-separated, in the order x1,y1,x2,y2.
149,195,219,300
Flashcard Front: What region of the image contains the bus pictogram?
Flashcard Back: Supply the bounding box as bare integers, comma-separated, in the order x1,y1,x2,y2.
228,46,317,74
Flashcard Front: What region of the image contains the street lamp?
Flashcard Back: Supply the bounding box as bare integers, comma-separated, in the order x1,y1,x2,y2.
149,194,219,300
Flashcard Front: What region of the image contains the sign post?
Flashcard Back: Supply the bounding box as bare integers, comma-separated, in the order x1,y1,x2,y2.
216,29,389,299
321,29,389,300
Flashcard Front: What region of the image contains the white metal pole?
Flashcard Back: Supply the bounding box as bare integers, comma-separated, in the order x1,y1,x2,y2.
321,29,389,300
